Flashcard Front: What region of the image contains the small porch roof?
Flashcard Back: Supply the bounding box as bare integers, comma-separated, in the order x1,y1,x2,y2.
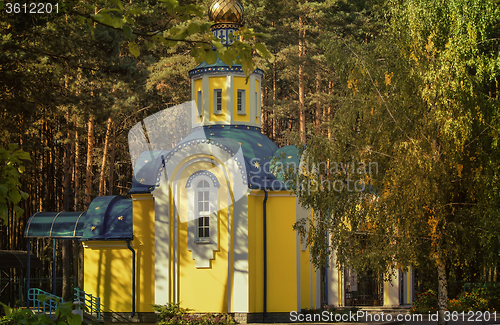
24,196,133,240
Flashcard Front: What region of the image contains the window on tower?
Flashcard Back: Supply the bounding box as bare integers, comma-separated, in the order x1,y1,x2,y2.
237,89,246,114
214,89,222,114
197,91,202,116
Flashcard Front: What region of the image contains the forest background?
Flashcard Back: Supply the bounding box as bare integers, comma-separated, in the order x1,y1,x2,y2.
1,0,499,318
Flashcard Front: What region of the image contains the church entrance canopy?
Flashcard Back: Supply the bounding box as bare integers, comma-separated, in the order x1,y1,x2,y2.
24,211,85,239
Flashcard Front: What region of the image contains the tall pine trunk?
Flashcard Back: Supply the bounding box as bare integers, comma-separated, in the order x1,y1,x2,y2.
85,116,95,209
315,72,321,134
79,115,95,291
272,60,277,142
298,15,306,144
327,81,333,139
99,117,113,196
62,113,73,301
108,123,116,196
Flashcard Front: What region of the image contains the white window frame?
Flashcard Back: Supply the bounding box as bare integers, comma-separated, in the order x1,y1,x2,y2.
214,89,223,115
237,89,246,115
186,171,220,268
195,179,211,240
188,175,218,245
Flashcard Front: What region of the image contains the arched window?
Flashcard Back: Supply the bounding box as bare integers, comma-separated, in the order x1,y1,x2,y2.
186,170,220,268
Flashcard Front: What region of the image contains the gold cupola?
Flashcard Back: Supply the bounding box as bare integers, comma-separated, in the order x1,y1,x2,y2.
208,0,244,26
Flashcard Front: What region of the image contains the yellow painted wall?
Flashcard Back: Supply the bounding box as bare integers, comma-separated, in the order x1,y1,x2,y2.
248,191,297,312
83,243,133,312
209,77,227,122
248,193,262,313
82,194,155,313
233,77,250,123
131,193,156,312
176,160,231,312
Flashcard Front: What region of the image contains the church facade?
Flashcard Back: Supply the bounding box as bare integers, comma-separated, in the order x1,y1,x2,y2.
24,0,413,322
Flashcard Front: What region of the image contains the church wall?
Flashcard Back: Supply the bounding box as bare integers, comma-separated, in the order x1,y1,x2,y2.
176,161,231,313
209,76,227,122
83,242,133,312
131,193,156,312
194,78,203,121
384,271,400,307
82,193,155,314
298,206,317,310
233,77,251,123
247,192,262,313
255,79,260,125
232,195,250,312
248,191,298,313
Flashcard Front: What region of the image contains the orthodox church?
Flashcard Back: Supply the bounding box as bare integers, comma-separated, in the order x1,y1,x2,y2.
24,0,413,322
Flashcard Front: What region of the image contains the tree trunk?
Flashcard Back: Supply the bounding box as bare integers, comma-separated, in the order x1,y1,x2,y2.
437,257,448,325
85,116,95,209
108,123,116,196
328,81,333,139
80,116,95,291
62,113,73,301
315,72,321,134
74,125,81,211
298,15,306,145
272,60,277,142
99,117,113,196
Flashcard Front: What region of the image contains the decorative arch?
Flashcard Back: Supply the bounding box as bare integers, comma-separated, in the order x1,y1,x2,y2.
185,170,221,188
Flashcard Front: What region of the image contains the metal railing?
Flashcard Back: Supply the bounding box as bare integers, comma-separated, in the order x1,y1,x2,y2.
28,288,62,315
74,287,101,321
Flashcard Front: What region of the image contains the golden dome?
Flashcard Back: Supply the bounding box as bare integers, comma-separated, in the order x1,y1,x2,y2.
208,0,244,25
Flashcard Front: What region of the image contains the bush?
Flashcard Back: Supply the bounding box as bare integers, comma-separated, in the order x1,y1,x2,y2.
410,289,438,314
1,299,85,325
448,287,498,312
153,303,236,325
412,285,500,314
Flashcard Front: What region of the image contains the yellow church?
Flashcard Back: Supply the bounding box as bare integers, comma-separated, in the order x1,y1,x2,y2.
24,0,413,322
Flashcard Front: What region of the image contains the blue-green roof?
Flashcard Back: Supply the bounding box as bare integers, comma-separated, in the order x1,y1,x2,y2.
81,196,133,240
25,211,85,239
24,196,133,240
130,125,303,193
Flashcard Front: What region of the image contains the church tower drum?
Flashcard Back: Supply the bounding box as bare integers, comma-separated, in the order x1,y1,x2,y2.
189,0,264,129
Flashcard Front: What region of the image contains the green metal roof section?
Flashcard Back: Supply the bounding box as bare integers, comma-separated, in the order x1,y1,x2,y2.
81,196,133,240
129,125,302,192
25,211,85,239
271,145,302,183
24,196,133,240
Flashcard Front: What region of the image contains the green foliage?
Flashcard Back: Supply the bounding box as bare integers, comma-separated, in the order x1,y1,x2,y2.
292,0,500,290
410,290,439,314
152,302,193,320
449,286,500,312
61,0,273,75
152,303,236,325
0,299,82,325
0,144,30,225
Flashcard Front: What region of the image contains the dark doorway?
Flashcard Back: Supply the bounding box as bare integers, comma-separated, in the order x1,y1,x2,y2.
344,268,383,306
